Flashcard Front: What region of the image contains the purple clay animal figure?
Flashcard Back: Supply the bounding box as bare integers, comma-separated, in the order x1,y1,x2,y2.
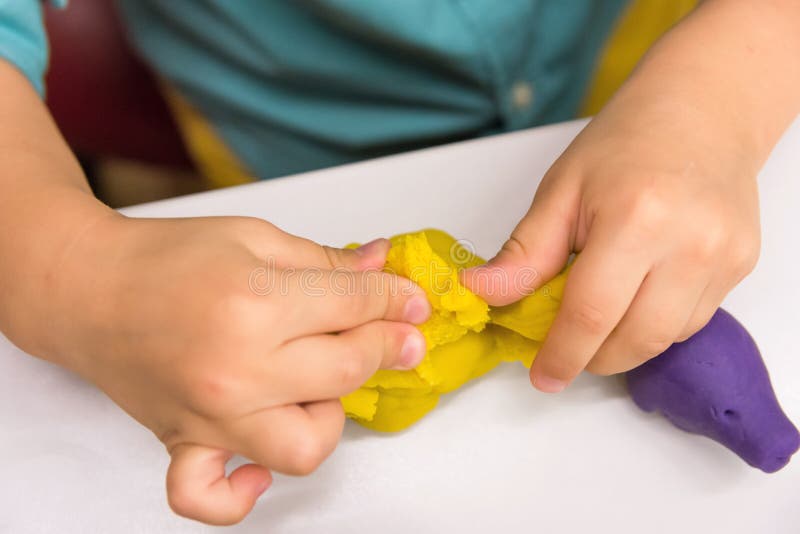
626,308,799,473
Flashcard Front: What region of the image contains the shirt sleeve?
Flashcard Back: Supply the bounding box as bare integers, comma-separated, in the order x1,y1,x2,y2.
0,0,67,97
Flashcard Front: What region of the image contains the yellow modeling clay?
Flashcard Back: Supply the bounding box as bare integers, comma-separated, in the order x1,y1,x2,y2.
340,229,569,432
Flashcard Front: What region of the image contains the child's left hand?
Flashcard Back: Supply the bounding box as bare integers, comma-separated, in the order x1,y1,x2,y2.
464,0,800,391
464,90,761,391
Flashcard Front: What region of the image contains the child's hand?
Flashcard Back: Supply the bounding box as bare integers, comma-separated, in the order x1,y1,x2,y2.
43,216,430,525
464,97,761,391
464,0,800,393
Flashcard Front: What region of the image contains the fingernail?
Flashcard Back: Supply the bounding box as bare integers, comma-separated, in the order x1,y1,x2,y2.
394,330,426,369
402,295,431,324
532,374,567,394
355,238,389,256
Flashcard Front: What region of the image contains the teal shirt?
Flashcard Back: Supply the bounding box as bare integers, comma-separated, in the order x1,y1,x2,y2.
1,1,627,179
0,0,65,96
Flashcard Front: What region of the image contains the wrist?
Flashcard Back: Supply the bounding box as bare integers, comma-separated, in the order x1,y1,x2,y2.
0,187,121,371
599,72,765,182
607,0,800,173
47,205,128,375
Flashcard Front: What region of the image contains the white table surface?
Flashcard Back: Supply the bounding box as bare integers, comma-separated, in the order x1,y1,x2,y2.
2,118,799,534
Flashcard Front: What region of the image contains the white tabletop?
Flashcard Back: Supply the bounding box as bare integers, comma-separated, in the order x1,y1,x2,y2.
2,118,799,534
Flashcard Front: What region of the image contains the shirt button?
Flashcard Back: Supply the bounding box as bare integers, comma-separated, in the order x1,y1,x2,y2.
511,81,534,111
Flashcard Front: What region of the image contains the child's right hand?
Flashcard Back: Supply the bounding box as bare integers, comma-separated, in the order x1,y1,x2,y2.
0,61,429,526
25,214,430,525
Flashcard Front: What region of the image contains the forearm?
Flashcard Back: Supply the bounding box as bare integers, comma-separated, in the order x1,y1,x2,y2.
605,0,800,170
0,59,115,361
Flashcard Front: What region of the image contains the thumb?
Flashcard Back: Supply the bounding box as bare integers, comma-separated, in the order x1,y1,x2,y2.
280,235,391,272
461,180,574,306
323,237,391,271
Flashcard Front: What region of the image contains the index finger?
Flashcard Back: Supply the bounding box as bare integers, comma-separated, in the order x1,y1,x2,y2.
530,221,649,392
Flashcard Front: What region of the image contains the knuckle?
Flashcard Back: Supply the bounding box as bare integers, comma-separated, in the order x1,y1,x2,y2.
348,280,386,319
377,323,407,369
175,297,262,419
625,187,670,230
285,433,326,476
212,500,252,526
180,366,246,420
322,245,363,271
322,245,343,269
231,216,277,237
376,275,404,314
174,353,248,421
209,292,265,343
687,229,725,262
224,504,253,526
501,234,531,262
567,301,608,336
329,269,359,299
634,338,674,359
343,292,371,320
680,311,716,341
730,235,761,278
675,330,693,343
335,349,371,391
167,483,198,520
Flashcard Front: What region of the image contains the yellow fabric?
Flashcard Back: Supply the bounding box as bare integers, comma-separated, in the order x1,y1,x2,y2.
340,229,571,432
160,85,256,188
580,0,698,116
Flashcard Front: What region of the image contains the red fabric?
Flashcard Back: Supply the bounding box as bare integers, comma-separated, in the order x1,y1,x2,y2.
44,0,193,168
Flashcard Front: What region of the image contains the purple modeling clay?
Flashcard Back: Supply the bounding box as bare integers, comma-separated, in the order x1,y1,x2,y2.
626,308,799,473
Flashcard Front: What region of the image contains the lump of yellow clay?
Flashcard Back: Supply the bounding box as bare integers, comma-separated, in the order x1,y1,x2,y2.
384,229,489,351
340,229,569,432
